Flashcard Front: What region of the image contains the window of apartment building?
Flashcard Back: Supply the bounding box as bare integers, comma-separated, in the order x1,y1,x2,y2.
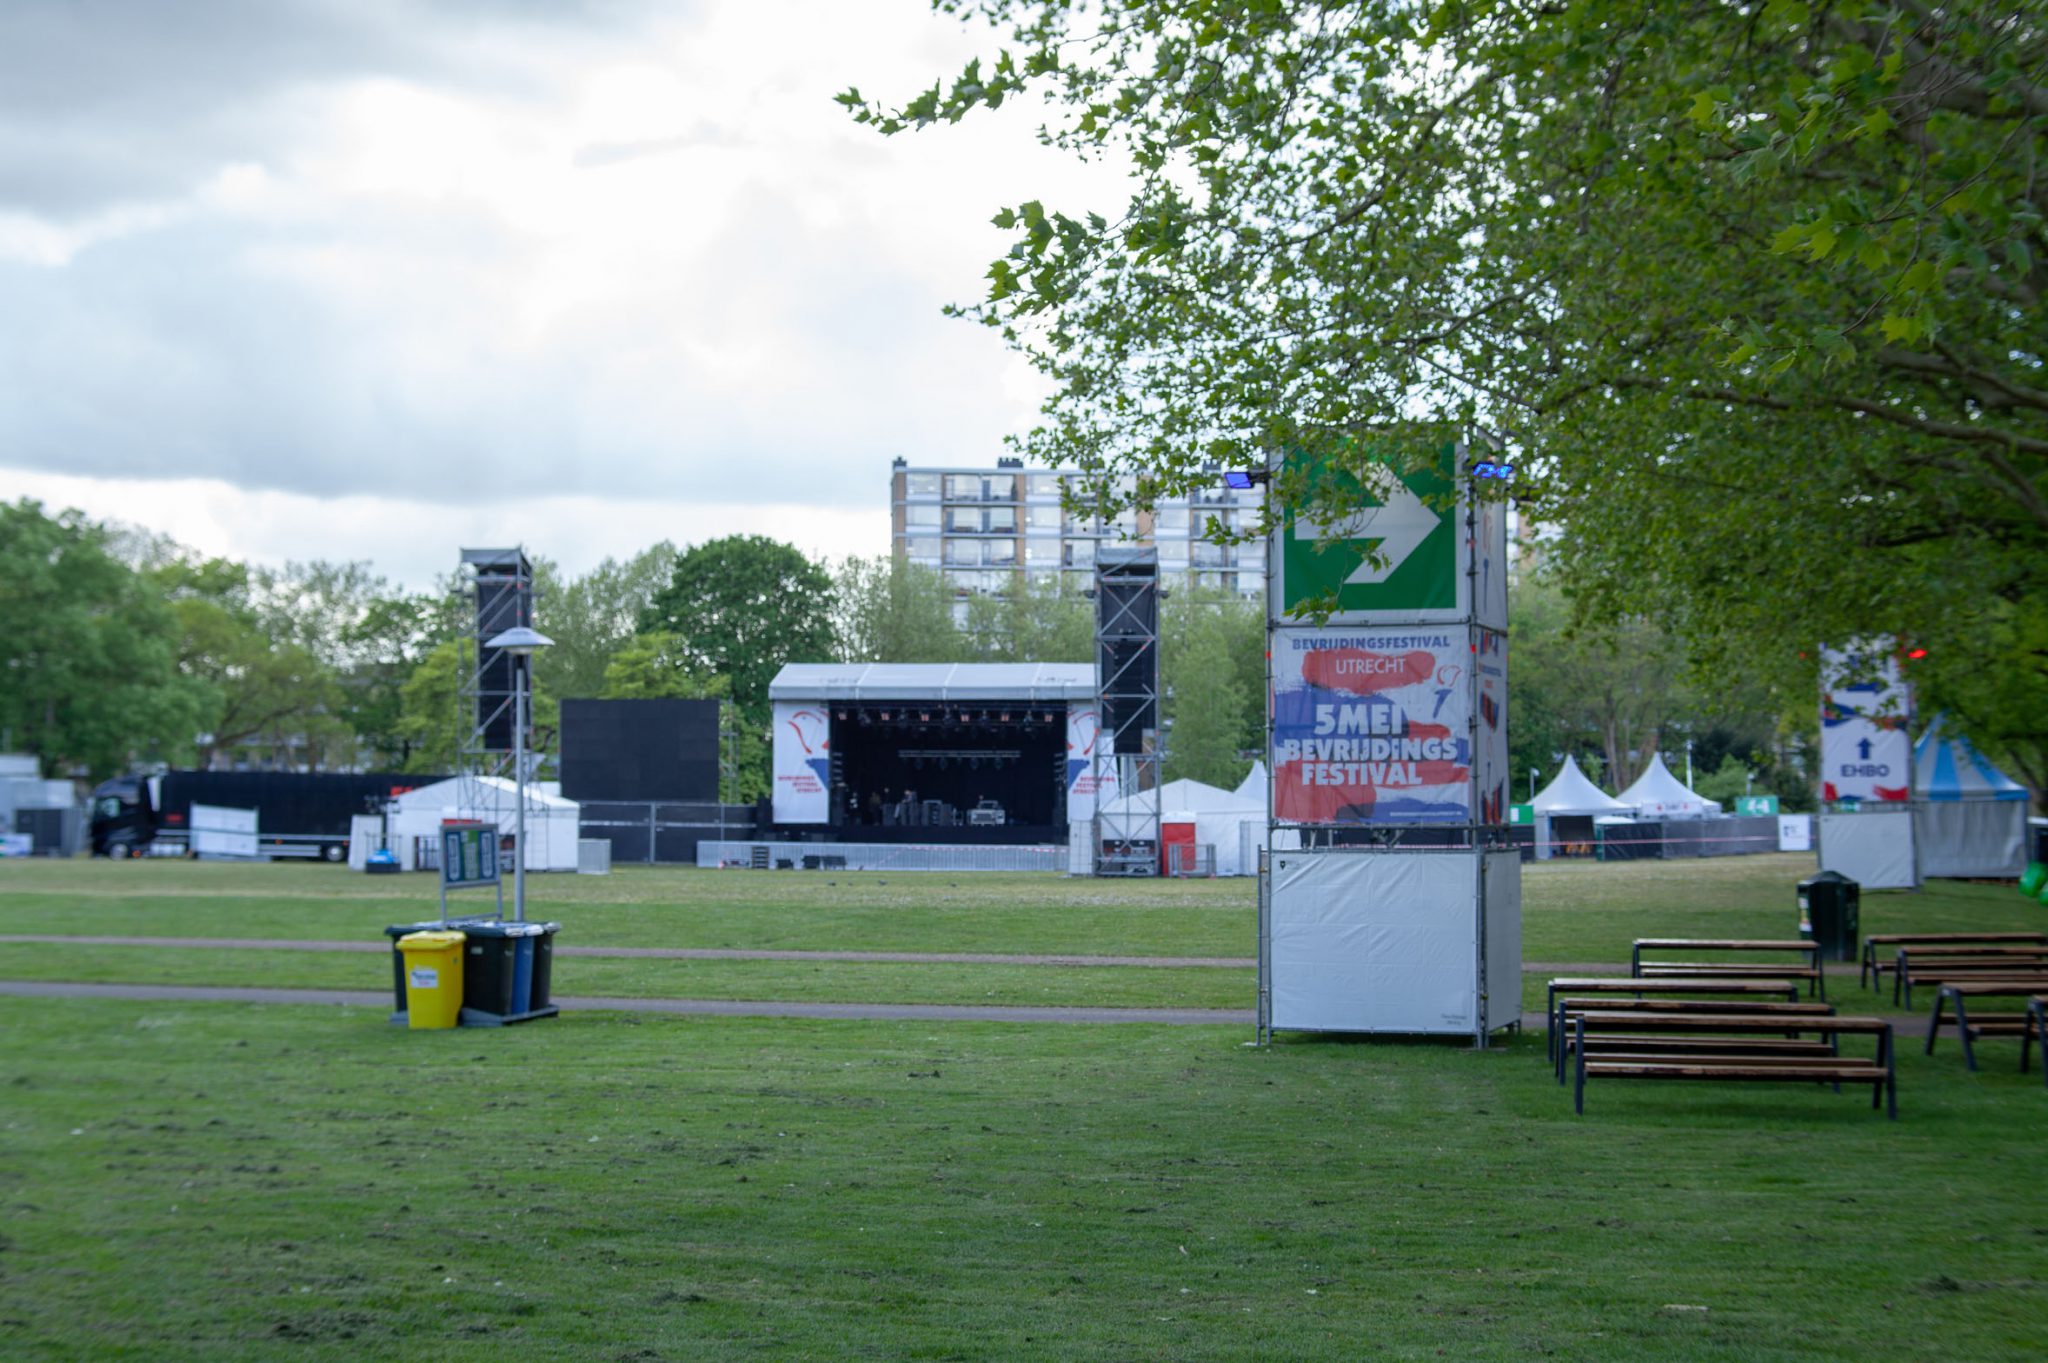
944,539,979,565
985,539,1018,566
1065,539,1096,567
1027,474,1062,498
905,535,941,560
1196,570,1229,591
984,507,1017,534
1027,503,1062,530
944,474,981,500
905,503,941,526
1155,539,1189,564
946,507,983,533
1025,539,1061,563
1153,505,1189,533
1192,541,1225,567
904,472,941,498
985,474,1016,501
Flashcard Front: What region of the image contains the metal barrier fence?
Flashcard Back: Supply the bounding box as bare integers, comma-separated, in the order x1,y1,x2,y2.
578,801,757,864
695,840,1065,873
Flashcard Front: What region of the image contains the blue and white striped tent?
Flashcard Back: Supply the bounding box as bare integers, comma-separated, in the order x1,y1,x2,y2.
1912,714,2027,801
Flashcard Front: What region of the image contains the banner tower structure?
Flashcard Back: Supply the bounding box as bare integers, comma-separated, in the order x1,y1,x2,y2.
1257,440,1520,1046
456,547,539,820
1093,546,1161,876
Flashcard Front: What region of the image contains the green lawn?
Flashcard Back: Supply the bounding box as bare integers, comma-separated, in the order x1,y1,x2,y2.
3,998,2044,1362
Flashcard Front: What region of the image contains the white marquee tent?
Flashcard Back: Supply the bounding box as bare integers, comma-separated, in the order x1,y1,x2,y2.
1615,753,1722,819
383,776,580,873
1096,772,1267,876
1530,755,1630,860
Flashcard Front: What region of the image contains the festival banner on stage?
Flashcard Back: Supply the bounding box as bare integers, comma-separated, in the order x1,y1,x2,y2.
1271,627,1474,825
1819,645,1911,803
771,701,831,824
1473,629,1509,826
1064,704,1117,822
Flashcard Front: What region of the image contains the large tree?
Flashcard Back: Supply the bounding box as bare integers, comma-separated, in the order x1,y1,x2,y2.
640,536,837,724
0,500,207,777
537,543,682,701
831,556,972,663
850,1,2048,796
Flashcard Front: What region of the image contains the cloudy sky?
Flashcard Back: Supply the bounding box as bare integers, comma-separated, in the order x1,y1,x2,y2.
0,0,1120,586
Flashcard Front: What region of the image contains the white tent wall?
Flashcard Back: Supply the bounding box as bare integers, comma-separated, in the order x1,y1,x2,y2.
384,777,581,873
1818,810,1919,889
1914,801,2026,879
346,814,383,871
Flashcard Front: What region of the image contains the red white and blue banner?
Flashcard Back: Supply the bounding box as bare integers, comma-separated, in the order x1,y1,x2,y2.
1819,645,1911,803
771,701,831,824
1271,627,1474,825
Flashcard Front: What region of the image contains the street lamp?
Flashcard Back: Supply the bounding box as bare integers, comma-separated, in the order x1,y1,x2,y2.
485,625,553,922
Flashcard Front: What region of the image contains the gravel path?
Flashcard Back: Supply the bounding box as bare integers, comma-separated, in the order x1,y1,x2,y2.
0,978,1257,1025
0,934,1252,969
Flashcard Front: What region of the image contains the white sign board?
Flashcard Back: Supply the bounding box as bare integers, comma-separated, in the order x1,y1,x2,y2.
770,702,831,824
1776,814,1813,853
190,803,259,860
1820,645,1911,803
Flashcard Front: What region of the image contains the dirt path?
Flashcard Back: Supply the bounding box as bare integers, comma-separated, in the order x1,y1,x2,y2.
0,978,1256,1025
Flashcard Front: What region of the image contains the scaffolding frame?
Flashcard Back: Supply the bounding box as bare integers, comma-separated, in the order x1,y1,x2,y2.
455,547,539,825
1093,547,1161,876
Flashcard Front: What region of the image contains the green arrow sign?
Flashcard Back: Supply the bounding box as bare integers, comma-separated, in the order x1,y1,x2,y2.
1276,443,1460,621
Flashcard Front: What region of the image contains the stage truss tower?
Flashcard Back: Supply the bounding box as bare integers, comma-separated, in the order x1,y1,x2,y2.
1093,547,1161,876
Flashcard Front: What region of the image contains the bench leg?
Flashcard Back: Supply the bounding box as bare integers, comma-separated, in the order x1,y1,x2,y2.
1954,995,1978,1072
1925,991,1946,1055
1573,1018,1586,1116
1882,1026,1897,1120
2037,1009,2048,1092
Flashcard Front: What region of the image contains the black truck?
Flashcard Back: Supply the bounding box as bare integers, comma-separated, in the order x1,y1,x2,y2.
89,770,443,862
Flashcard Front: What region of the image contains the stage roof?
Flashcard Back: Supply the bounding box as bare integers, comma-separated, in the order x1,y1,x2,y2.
770,662,1097,703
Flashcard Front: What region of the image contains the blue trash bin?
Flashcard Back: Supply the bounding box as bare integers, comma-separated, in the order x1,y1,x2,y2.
508,923,544,1014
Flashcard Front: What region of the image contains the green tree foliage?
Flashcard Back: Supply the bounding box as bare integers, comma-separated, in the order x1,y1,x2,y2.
536,543,682,701
851,1,2048,795
958,576,1095,662
0,500,207,777
1161,588,1262,787
393,640,558,777
641,536,837,724
599,633,730,701
151,558,350,770
831,556,970,663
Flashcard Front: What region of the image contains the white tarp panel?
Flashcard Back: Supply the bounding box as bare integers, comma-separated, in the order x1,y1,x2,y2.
1483,850,1522,1027
347,814,383,870
190,804,258,860
1270,849,1482,1035
1914,801,2026,879
1819,810,1918,889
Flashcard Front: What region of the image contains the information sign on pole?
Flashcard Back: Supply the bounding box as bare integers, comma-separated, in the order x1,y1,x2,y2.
437,819,503,923
1734,795,1780,816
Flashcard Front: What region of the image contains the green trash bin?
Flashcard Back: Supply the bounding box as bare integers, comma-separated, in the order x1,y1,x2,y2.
1798,870,1860,963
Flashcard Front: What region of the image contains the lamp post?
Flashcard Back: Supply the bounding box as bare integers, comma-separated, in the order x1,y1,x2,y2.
484,625,553,922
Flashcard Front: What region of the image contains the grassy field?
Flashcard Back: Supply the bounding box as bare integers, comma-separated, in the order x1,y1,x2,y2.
5,854,2046,1013
4,855,2048,1360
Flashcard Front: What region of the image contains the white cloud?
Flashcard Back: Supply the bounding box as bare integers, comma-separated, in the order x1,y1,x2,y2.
0,0,1113,575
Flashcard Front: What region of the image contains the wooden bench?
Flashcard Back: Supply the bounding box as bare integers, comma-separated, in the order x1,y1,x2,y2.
1878,945,2048,1001
1632,938,1825,998
1860,931,2048,990
1925,981,2048,1071
1544,976,1805,1061
1551,998,1835,1082
1894,951,2048,1009
1570,1011,1896,1118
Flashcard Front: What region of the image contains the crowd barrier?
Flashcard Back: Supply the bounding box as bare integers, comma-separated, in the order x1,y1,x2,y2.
695,840,1065,873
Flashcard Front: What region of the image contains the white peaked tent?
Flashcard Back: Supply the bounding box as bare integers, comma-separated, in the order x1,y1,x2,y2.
1616,753,1721,819
1911,714,2028,878
384,775,581,873
1098,773,1267,875
1530,755,1629,859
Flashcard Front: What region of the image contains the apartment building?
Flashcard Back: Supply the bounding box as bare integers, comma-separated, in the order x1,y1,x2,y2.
889,456,1265,602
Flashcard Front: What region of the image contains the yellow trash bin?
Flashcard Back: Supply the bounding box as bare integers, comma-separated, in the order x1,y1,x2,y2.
397,930,466,1030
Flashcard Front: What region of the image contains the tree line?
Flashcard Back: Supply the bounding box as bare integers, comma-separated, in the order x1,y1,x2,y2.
5,497,1818,807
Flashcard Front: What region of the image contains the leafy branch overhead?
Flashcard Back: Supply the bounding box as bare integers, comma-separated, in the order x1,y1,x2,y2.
847,0,2048,788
